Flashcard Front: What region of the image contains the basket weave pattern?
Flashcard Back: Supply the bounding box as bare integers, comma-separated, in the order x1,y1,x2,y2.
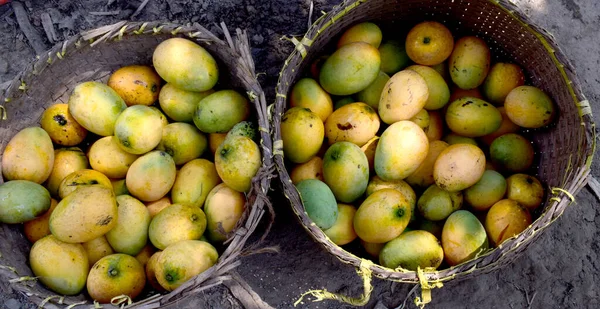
273,0,595,286
0,21,274,309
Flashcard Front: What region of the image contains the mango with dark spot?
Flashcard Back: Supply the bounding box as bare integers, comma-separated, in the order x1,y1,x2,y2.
114,105,166,155
50,185,117,243
58,169,112,199
30,235,88,295
68,81,126,136
323,141,369,203
155,240,218,291
171,159,221,208
193,90,250,134
378,70,429,124
2,127,54,184
445,97,502,137
215,135,261,193
449,36,491,90
485,199,532,247
325,102,380,147
505,174,544,211
442,210,489,266
319,42,381,96
354,188,412,243
40,103,88,146
280,107,324,164
379,230,444,271
108,65,162,106
227,121,259,142
290,78,333,122
152,38,218,92
204,183,246,243
46,147,89,197
417,184,463,221
434,144,486,192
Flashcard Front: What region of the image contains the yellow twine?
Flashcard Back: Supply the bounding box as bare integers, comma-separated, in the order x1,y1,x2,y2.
578,100,592,117
188,31,201,38
19,81,27,91
133,22,148,35
56,51,65,60
111,295,132,308
93,300,103,308
74,39,82,48
290,37,307,58
551,187,575,202
171,27,183,35
273,140,284,156
9,276,37,283
115,25,128,41
65,301,87,309
0,264,18,273
258,126,269,133
4,98,11,103
293,259,374,307
152,25,164,34
38,295,64,308
247,91,257,101
275,93,287,99
0,105,6,121
414,267,443,309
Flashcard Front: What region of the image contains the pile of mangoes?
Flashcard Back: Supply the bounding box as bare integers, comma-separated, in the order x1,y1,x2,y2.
0,38,261,302
283,21,552,271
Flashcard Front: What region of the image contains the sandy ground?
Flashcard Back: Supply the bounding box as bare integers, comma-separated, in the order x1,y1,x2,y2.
0,0,599,308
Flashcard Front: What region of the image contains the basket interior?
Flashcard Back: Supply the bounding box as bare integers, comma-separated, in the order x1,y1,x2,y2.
277,0,592,281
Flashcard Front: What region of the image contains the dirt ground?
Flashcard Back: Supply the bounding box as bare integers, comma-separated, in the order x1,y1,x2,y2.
0,0,599,308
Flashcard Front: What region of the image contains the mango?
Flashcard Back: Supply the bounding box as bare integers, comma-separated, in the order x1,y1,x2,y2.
322,142,369,203
159,83,214,122
204,183,246,243
50,185,117,243
442,133,478,146
30,235,88,295
227,121,259,142
361,240,385,258
406,65,450,110
89,136,139,179
449,36,491,89
354,188,412,243
417,220,444,239
325,102,380,147
506,174,544,211
424,111,444,141
40,103,88,146
148,203,207,250
323,204,358,246
108,65,162,106
442,210,489,266
155,240,218,291
280,107,324,163
379,70,429,124
290,78,333,122
464,170,507,211
482,63,525,105
504,85,555,128
319,42,381,96
0,180,51,224
24,198,58,243
82,236,114,269
172,159,221,208
157,123,207,165
194,90,250,133
58,169,112,199
449,86,484,102
114,105,166,155
209,133,229,156
146,251,166,292
2,127,54,184
291,156,324,184
485,199,532,247
126,151,176,202
355,71,390,111
405,21,454,66
409,109,430,131
445,97,502,137
434,144,486,192
479,107,520,145
405,140,449,188
46,147,89,197
337,22,382,48
105,195,151,256
145,197,172,218
215,135,261,193
87,254,145,303
153,38,218,92
379,230,444,271
365,176,417,223
111,179,129,196
68,81,126,136
360,136,379,173
418,184,463,221
295,179,338,230
375,121,429,181
378,40,410,75
489,133,534,173
334,96,355,110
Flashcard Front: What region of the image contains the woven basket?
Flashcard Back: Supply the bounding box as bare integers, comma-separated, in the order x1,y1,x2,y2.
273,0,595,305
0,21,273,308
